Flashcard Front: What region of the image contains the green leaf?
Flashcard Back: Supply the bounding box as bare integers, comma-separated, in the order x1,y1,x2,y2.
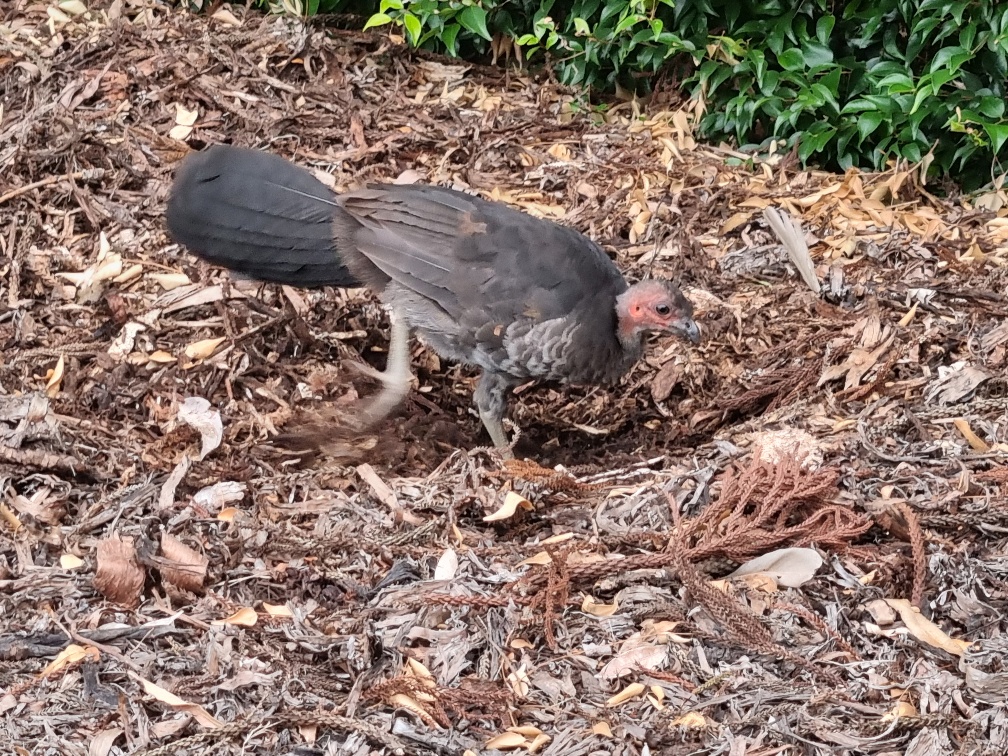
573,17,590,36
458,5,491,41
379,0,402,11
402,12,421,45
909,87,932,116
985,124,1008,154
614,13,644,35
816,15,835,45
364,13,393,30
777,48,804,71
857,111,885,143
441,23,460,56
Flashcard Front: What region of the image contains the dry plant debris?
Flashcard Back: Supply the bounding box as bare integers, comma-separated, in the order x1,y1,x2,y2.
1,2,1007,755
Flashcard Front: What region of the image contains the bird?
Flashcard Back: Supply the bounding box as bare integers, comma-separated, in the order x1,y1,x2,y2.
165,144,700,457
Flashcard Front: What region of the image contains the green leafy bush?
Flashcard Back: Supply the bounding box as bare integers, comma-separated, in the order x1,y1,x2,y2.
249,0,1008,187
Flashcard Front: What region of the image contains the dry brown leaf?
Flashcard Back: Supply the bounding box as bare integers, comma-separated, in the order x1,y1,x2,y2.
880,699,918,721
506,662,530,698
592,721,613,737
884,598,973,656
581,595,619,617
720,211,751,234
183,336,226,362
864,599,897,625
221,607,258,627
44,355,65,397
60,554,84,570
954,419,990,452
93,534,144,608
389,692,441,728
485,732,527,750
217,507,240,522
672,711,708,728
130,672,222,729
159,533,208,593
88,727,124,756
263,603,294,618
650,360,683,403
599,643,668,680
40,644,100,678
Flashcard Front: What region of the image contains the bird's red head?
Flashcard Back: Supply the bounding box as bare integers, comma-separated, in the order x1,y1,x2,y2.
616,279,700,345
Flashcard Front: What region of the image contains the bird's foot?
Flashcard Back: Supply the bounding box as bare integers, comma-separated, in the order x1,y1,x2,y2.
479,410,515,459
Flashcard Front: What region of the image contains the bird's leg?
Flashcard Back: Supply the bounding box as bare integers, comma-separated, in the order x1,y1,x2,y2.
358,309,414,427
474,371,515,458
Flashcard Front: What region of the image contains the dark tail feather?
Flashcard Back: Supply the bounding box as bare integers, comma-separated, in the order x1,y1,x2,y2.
166,144,361,288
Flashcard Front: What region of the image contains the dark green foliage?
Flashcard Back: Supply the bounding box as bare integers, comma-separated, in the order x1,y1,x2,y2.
250,0,1008,187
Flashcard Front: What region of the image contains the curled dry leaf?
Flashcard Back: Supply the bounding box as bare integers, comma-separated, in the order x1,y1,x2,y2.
221,607,258,627
592,721,613,737
183,336,226,362
484,490,534,522
157,457,191,511
88,728,124,756
606,682,646,707
727,547,824,588
263,603,294,618
484,731,527,750
177,397,223,460
672,711,708,728
192,481,246,511
159,533,208,593
884,598,973,656
44,355,64,397
93,534,145,608
650,359,683,403
59,0,89,16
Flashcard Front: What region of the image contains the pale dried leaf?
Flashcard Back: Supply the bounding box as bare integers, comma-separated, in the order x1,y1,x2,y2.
727,547,823,588
177,397,222,460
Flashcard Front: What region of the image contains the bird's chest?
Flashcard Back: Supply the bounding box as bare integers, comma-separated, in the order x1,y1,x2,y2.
488,317,637,384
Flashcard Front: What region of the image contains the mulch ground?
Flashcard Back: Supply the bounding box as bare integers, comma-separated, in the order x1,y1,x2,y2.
2,3,1008,755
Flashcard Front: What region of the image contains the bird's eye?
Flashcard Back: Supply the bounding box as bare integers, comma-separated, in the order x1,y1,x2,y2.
655,304,671,316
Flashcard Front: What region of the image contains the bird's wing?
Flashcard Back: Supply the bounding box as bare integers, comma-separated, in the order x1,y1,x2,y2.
340,185,627,331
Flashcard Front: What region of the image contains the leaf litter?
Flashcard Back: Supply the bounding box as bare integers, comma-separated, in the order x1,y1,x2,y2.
1,4,1008,755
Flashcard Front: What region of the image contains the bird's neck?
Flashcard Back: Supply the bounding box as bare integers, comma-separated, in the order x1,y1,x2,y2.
616,322,645,358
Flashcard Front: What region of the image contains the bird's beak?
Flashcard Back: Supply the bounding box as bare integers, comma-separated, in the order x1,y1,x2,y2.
675,317,701,344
